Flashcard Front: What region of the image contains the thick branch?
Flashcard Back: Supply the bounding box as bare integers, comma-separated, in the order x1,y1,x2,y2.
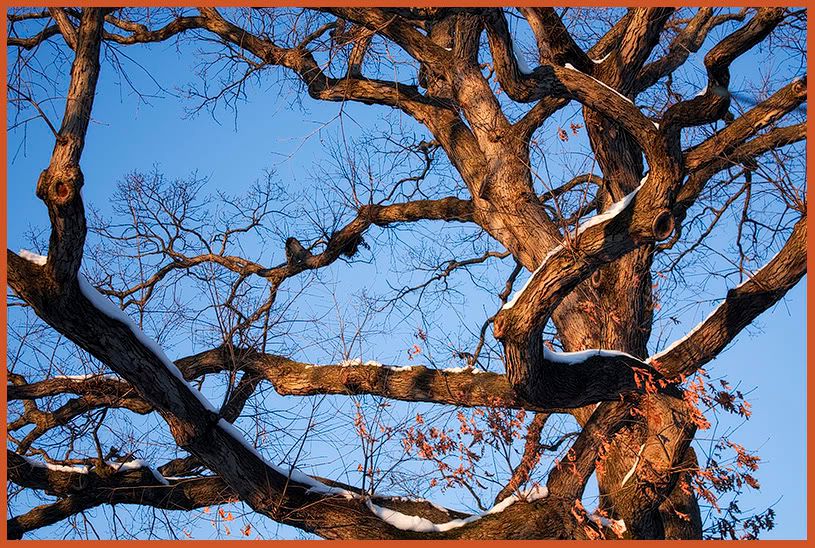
650,216,807,378
518,8,592,72
614,8,675,92
35,9,105,284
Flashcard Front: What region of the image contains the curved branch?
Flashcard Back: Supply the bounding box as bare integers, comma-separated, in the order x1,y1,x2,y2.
634,8,748,95
7,25,61,49
662,8,788,130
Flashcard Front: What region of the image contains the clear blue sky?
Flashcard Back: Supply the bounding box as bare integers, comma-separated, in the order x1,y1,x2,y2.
6,13,806,540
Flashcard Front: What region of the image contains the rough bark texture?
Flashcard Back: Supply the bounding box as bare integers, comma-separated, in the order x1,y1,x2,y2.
6,7,806,540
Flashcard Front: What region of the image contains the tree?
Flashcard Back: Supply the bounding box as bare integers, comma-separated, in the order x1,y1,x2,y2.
6,7,806,540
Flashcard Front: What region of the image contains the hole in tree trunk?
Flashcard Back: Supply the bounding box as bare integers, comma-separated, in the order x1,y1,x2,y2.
55,182,70,199
591,269,602,288
651,209,674,241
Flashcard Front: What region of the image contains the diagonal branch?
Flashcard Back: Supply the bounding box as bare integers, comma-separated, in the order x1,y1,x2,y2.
47,8,78,50
683,77,807,173
649,216,806,378
495,412,550,503
518,8,591,72
675,122,806,225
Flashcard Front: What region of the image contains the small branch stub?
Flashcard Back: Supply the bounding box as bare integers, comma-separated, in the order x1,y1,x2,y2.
792,77,806,97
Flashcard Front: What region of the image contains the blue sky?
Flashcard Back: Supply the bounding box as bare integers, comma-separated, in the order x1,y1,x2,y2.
6,11,806,539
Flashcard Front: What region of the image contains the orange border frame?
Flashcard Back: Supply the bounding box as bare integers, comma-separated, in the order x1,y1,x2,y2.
0,2,810,545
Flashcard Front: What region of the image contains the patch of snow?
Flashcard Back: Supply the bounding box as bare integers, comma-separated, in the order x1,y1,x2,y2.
148,468,171,485
442,366,480,374
588,513,628,534
22,455,90,474
563,63,634,104
503,176,649,311
24,455,170,484
78,274,217,412
620,444,646,487
367,485,548,532
572,175,648,237
592,52,611,64
108,459,169,485
512,40,532,75
218,419,355,499
52,373,120,381
308,361,412,372
543,348,639,364
519,484,549,502
19,249,47,266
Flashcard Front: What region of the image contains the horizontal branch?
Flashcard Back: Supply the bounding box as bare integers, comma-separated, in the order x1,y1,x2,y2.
7,450,237,539
99,196,474,302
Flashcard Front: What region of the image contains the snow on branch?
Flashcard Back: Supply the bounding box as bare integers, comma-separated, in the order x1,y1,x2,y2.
19,249,47,266
22,455,169,484
620,443,645,487
544,348,640,365
502,175,648,311
22,455,90,474
366,485,548,532
309,359,481,374
75,271,217,413
587,512,628,536
563,63,634,104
